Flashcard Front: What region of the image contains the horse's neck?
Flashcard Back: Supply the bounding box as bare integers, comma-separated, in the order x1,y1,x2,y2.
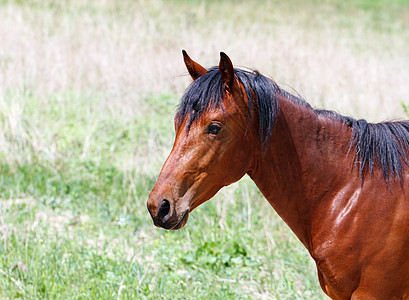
248,96,355,248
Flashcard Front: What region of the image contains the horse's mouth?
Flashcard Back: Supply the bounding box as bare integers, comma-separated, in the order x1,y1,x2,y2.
171,209,189,230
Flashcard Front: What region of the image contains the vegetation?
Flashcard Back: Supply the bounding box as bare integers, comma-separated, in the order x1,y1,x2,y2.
0,0,408,298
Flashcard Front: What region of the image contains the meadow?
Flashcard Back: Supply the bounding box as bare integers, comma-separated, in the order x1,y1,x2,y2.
0,0,408,298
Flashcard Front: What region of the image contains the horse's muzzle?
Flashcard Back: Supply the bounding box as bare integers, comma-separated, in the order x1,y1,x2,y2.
147,198,189,230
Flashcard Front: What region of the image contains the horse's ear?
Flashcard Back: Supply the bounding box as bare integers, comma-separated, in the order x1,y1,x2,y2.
182,50,207,80
219,52,235,90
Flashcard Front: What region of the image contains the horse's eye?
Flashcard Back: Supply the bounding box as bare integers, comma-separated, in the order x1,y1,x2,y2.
206,123,222,135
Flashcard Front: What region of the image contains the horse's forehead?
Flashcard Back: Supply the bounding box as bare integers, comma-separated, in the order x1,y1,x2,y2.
204,106,227,119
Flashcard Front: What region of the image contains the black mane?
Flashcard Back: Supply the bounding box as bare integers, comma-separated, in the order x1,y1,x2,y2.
176,67,409,183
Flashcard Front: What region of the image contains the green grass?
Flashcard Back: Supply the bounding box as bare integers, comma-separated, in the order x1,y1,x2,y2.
0,88,321,298
0,0,408,298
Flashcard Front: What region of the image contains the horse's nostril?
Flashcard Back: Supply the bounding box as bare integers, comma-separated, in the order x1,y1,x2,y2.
158,199,171,221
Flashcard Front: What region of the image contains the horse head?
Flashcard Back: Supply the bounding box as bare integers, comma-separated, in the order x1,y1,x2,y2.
147,51,255,229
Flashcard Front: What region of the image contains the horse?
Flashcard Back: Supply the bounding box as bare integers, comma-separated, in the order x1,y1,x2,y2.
147,50,409,299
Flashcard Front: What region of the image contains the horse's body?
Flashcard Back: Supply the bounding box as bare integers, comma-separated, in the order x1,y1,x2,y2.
147,51,409,299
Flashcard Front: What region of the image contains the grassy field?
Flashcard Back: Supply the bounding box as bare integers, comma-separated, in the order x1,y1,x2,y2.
0,0,408,298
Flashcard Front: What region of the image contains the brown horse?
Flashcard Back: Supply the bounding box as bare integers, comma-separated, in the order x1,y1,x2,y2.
147,51,409,299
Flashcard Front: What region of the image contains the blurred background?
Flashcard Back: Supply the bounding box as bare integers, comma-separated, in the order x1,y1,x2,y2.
0,0,408,298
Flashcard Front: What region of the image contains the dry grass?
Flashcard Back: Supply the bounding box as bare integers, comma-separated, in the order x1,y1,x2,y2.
1,0,408,116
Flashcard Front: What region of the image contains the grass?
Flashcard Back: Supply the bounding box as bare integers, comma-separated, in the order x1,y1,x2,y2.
0,0,408,298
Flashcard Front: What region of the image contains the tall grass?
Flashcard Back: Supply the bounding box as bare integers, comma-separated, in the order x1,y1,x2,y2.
0,0,408,298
